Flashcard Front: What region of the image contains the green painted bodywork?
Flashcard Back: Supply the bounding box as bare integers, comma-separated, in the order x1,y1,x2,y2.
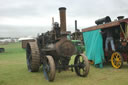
71,40,85,54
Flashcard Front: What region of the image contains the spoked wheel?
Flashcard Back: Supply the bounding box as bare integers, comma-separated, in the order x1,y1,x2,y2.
26,42,40,72
43,55,56,82
111,52,123,69
74,54,90,77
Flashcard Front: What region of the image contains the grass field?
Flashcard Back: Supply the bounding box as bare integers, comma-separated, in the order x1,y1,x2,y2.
1,43,128,85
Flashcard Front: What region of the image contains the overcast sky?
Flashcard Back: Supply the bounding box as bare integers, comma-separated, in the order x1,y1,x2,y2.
0,0,128,37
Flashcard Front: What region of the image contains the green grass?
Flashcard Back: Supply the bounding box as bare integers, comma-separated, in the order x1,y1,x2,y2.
1,43,128,85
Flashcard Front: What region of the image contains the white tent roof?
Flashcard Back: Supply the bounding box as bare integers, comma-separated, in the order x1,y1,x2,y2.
18,37,35,41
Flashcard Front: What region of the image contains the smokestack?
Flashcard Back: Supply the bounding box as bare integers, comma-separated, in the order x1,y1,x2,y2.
59,7,66,32
75,20,77,32
52,17,54,25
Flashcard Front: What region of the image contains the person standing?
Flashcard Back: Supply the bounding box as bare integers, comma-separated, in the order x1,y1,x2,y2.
105,29,115,52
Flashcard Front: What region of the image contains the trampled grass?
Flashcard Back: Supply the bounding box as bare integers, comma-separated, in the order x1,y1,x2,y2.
0,43,128,85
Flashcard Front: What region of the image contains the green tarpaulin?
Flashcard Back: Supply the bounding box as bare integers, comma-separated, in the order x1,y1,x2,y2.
83,29,105,68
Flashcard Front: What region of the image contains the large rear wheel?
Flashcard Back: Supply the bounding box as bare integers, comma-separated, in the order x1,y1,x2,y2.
43,55,56,82
111,52,123,69
74,54,90,77
26,42,40,72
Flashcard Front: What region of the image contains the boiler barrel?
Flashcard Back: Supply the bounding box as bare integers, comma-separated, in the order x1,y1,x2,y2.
55,38,76,57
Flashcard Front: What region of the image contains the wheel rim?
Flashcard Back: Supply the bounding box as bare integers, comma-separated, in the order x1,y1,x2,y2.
111,52,122,69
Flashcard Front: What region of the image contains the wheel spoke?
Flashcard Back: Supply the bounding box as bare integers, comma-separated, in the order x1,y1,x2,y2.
79,58,80,64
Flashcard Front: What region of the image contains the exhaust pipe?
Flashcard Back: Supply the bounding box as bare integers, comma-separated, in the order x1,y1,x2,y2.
75,20,77,32
59,7,66,32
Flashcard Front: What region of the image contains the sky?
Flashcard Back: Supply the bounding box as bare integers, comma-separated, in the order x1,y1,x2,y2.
0,0,128,37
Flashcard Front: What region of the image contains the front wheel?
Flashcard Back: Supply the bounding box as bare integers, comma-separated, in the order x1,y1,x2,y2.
111,52,123,69
74,54,90,77
43,55,56,82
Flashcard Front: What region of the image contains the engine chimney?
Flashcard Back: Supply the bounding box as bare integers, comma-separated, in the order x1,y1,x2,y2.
75,20,77,32
59,7,66,32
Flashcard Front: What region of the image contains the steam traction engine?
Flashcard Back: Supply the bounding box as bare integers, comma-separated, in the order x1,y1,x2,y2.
26,7,89,81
